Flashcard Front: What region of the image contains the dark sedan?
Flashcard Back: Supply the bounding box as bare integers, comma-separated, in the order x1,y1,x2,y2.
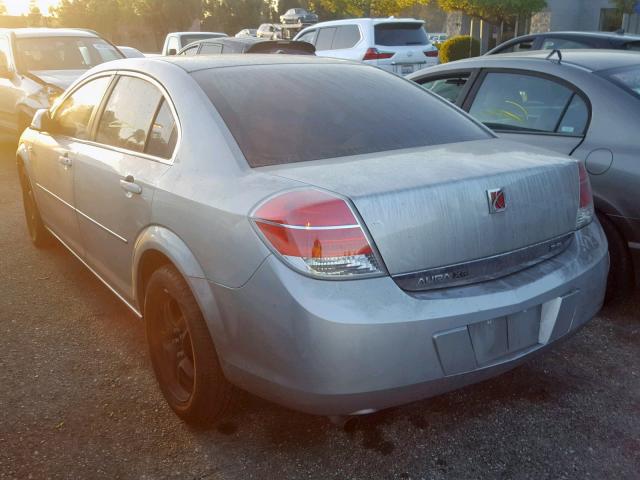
178,37,315,56
488,31,640,55
280,8,318,25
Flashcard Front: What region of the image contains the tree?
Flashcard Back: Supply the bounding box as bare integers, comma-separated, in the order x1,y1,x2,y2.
320,0,431,17
437,0,547,24
611,0,637,14
202,0,271,35
52,0,131,40
28,0,43,26
133,0,202,46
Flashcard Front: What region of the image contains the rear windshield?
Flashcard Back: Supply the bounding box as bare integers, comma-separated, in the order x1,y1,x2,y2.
375,22,428,46
193,64,489,167
604,65,640,98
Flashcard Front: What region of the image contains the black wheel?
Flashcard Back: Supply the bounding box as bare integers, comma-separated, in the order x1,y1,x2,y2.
145,264,234,426
18,163,51,248
598,213,634,304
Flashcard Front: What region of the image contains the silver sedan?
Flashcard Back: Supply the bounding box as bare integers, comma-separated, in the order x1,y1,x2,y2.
16,56,608,425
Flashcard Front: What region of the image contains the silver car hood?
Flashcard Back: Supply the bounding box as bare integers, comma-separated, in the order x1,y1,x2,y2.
260,139,580,278
30,70,87,90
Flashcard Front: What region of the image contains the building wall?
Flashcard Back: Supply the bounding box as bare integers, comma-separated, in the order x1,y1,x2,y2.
531,0,613,33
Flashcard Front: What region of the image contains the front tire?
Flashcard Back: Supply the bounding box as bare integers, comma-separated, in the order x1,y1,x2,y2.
18,162,51,248
145,264,234,426
598,213,634,304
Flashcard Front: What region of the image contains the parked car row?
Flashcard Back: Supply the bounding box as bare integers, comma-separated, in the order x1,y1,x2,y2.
2,23,636,429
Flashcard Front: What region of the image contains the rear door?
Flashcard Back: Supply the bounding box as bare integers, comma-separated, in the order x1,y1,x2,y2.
73,73,176,300
464,70,590,155
29,75,112,255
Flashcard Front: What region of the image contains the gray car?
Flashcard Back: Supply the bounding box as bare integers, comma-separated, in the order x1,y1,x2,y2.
409,50,640,301
16,56,608,425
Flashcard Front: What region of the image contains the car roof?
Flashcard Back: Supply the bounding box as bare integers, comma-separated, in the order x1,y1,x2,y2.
0,28,100,38
190,37,266,47
527,30,640,40
301,17,423,28
444,49,640,72
94,54,354,74
170,31,226,37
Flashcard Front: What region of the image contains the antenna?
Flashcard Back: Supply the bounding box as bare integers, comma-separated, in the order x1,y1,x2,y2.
545,49,562,64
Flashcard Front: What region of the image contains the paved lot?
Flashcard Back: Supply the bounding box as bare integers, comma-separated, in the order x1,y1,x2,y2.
0,143,639,480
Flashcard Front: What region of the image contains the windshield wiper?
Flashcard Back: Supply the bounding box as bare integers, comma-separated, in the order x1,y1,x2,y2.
483,122,546,133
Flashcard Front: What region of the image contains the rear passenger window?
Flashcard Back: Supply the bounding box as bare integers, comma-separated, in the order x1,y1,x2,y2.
145,99,178,159
54,76,111,139
469,72,588,135
332,25,360,49
420,74,470,103
96,76,162,152
200,43,222,55
315,27,336,50
541,38,591,50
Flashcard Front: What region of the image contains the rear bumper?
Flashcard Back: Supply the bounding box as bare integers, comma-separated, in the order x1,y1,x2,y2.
206,221,608,416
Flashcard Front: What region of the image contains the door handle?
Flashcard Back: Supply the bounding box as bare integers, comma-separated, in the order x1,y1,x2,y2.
119,175,142,196
58,153,72,167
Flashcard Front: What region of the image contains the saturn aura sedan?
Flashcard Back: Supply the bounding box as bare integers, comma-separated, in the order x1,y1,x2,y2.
17,55,608,425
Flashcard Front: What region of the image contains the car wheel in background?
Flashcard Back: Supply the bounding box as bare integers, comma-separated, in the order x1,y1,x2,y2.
597,212,634,304
18,162,51,248
145,264,234,426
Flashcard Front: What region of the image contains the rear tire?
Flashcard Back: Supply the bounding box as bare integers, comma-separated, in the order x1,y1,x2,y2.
17,162,51,248
597,213,634,304
145,264,234,426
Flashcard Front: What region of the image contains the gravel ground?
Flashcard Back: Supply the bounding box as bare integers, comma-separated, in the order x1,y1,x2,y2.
0,143,638,480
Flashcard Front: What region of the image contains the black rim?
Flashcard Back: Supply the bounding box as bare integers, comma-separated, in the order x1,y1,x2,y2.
153,289,195,405
21,175,39,241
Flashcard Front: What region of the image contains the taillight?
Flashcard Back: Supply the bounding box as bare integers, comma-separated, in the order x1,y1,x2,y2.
251,189,384,278
424,50,438,57
363,48,394,61
576,162,594,229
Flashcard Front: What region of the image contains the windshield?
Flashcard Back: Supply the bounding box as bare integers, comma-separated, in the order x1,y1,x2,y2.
605,65,640,98
16,36,122,71
193,64,489,167
375,23,428,46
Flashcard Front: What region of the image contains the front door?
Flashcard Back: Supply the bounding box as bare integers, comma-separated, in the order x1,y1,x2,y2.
30,75,112,254
74,74,177,301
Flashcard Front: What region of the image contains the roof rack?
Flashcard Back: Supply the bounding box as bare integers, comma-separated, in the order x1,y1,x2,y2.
545,49,562,64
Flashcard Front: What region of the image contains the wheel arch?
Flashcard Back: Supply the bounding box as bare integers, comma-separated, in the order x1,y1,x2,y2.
133,225,229,346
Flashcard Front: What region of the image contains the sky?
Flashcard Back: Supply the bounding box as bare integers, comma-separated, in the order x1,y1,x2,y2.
4,0,60,15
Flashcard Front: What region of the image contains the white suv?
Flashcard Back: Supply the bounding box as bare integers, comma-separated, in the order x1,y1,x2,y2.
294,18,438,76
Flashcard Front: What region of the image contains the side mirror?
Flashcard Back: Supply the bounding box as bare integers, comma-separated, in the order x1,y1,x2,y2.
31,109,54,133
0,51,12,79
167,48,177,56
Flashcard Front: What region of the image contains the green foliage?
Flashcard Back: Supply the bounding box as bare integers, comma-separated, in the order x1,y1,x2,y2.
611,0,637,14
438,34,479,62
320,0,431,17
52,0,132,39
202,0,272,34
437,0,547,23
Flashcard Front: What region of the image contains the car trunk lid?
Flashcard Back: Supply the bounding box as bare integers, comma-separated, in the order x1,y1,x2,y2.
258,139,579,286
